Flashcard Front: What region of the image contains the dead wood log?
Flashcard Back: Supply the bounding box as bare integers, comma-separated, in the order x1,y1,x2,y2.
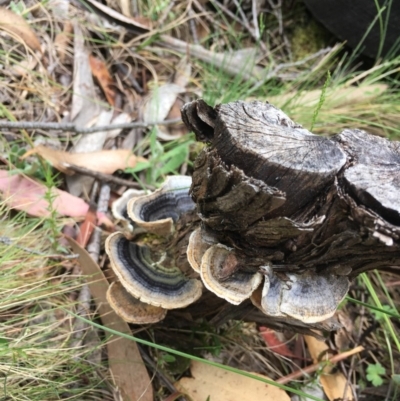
105,99,400,335
182,99,400,275
180,99,400,327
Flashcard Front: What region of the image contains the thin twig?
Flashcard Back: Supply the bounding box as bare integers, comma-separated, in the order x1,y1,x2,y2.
157,0,176,26
62,163,154,190
250,47,332,92
159,35,265,82
0,118,181,134
116,63,144,94
210,0,267,53
267,0,283,35
78,0,267,81
252,0,260,40
276,345,364,385
86,182,110,273
210,0,243,28
192,0,219,26
232,0,254,34
138,345,176,394
188,8,199,44
271,47,333,72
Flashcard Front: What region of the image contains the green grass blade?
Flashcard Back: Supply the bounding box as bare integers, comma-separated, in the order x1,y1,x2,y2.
66,309,326,401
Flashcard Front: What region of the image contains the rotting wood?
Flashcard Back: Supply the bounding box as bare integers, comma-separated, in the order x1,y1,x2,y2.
182,99,400,276
104,98,400,335
178,98,400,328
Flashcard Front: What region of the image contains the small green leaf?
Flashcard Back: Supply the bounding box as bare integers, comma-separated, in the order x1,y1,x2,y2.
126,161,152,174
10,1,25,15
161,353,176,363
366,363,386,387
157,146,188,178
0,338,9,347
371,304,397,321
11,144,20,154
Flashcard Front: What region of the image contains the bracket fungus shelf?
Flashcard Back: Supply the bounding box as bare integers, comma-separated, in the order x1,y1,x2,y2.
105,99,400,333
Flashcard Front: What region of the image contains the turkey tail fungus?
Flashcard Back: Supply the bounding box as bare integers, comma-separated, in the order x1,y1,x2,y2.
105,99,400,334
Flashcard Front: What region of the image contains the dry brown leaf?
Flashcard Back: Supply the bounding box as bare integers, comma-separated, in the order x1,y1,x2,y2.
84,0,152,31
0,7,41,52
195,20,210,41
67,237,153,401
55,21,73,63
175,361,290,401
67,108,111,197
23,146,146,175
334,310,354,351
89,55,116,106
304,335,353,401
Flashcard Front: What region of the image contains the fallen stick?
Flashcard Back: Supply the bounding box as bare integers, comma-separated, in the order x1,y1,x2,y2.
0,117,181,134
61,163,155,190
276,345,364,384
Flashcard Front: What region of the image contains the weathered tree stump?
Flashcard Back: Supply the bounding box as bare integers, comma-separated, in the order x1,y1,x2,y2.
180,99,400,328
106,99,400,336
182,99,400,272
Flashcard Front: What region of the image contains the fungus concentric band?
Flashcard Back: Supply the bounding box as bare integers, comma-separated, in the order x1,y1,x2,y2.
106,232,202,309
128,175,195,236
200,244,263,305
261,268,350,323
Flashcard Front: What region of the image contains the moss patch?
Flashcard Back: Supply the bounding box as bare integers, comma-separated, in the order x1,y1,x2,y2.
290,18,331,61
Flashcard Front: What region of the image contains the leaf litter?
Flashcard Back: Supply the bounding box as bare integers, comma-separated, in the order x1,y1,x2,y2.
0,6,42,53
0,0,400,400
23,146,146,175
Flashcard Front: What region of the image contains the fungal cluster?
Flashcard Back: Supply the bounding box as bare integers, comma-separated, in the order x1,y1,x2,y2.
106,173,349,325
106,176,201,323
105,99,400,328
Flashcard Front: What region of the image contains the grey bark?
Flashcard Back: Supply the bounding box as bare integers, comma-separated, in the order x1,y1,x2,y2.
182,99,400,284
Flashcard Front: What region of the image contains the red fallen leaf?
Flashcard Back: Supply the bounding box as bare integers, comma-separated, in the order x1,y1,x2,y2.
0,171,113,229
89,55,116,106
76,203,97,247
259,326,296,358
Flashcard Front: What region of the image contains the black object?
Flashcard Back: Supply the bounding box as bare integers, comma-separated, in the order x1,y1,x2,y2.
303,0,400,58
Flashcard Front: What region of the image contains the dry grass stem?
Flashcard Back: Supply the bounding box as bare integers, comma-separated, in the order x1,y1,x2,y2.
276,346,365,385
